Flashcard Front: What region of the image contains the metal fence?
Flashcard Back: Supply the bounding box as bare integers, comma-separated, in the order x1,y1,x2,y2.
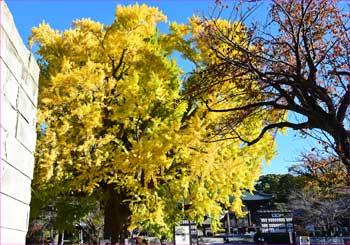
297,236,350,245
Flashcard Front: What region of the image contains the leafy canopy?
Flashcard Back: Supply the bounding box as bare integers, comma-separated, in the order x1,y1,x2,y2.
31,3,275,235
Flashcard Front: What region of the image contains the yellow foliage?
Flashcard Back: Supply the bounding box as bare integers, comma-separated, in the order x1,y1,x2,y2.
32,4,275,236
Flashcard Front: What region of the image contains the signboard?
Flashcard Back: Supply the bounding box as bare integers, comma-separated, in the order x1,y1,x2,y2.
258,210,294,233
174,220,197,245
174,225,191,245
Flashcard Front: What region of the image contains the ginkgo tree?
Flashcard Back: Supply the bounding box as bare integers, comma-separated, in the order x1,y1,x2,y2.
31,4,275,243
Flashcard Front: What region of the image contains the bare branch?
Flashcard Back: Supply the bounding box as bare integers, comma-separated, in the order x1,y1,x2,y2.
246,121,310,146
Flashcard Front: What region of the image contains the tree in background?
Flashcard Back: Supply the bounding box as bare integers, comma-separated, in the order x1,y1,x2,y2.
254,171,349,235
288,153,349,234
31,4,276,243
288,188,350,236
185,0,350,181
254,174,307,209
289,154,347,196
27,193,102,244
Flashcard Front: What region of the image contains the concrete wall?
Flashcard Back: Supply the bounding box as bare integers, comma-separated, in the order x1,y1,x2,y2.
1,1,40,244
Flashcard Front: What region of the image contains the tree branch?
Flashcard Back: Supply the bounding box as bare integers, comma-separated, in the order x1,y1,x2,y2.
337,84,350,123
204,99,287,113
111,49,127,81
246,121,310,146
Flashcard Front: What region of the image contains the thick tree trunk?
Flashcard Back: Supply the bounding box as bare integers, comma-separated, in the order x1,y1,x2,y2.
332,127,350,185
103,185,131,244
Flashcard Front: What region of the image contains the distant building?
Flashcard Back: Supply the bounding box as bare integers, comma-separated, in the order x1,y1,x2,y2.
225,191,274,234
200,191,274,236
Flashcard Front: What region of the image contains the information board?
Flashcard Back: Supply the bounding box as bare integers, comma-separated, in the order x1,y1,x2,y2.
258,210,294,233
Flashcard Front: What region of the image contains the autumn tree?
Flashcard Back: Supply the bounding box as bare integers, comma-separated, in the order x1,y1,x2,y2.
31,4,276,243
185,0,350,181
289,154,347,195
288,154,350,233
288,188,350,235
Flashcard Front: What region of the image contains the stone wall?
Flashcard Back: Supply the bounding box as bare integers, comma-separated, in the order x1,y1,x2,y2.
1,1,40,244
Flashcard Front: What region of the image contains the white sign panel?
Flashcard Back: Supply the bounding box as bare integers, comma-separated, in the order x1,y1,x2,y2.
174,225,191,245
298,236,310,245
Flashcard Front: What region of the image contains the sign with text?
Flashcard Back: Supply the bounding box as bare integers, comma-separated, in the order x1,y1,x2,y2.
258,210,294,233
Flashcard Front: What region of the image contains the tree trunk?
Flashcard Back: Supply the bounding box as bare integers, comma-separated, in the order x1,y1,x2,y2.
103,185,131,244
58,231,64,245
346,165,350,187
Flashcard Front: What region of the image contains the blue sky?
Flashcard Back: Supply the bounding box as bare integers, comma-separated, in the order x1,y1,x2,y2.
5,0,317,175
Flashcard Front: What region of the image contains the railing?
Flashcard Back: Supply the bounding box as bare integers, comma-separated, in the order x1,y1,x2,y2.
296,236,350,245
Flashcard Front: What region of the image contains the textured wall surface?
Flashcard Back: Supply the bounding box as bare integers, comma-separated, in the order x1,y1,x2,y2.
1,1,40,244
